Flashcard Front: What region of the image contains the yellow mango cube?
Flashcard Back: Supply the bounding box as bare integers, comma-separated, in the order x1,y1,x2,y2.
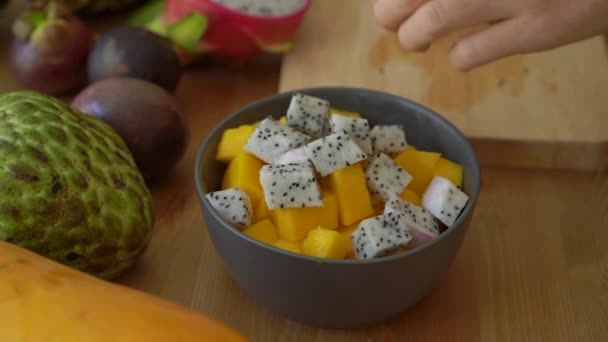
338,222,360,257
371,196,385,215
273,240,302,254
221,151,264,206
270,191,339,242
394,149,441,195
329,164,374,226
338,222,359,239
434,157,464,188
330,108,362,118
302,227,349,259
253,196,270,223
243,219,278,245
318,175,332,193
216,125,256,164
399,188,422,206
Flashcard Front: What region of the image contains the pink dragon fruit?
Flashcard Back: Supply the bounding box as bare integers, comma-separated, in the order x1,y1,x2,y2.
351,212,412,259
384,196,439,246
422,176,469,227
205,187,253,229
132,0,311,64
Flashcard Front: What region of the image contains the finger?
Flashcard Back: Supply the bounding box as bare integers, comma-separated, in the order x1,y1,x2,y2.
397,0,507,51
449,18,531,71
373,0,429,31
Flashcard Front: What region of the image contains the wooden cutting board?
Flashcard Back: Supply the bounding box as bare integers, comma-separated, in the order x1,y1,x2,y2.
279,0,608,171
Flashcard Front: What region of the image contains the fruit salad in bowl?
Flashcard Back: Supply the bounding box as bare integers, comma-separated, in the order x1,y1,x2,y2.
195,87,480,327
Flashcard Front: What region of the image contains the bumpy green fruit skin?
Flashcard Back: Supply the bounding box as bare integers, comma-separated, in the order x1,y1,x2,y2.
0,91,154,280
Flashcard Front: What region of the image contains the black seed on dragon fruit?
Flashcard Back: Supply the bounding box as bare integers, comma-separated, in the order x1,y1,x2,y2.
384,196,440,246
422,176,469,227
286,92,330,138
351,212,412,259
303,130,368,177
370,125,408,155
329,114,373,155
205,187,253,230
211,0,308,17
259,162,323,209
365,153,413,202
244,117,310,164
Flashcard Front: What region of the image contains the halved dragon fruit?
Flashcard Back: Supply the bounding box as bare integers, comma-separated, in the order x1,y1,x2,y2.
422,176,469,227
271,146,309,165
303,130,367,177
134,0,312,64
365,153,413,202
205,187,253,229
351,212,412,259
370,125,408,155
244,117,310,164
259,162,323,209
286,93,330,138
384,196,439,245
329,114,373,155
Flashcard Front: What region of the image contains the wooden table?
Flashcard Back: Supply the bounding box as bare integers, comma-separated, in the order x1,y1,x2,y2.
0,8,607,342
119,61,608,342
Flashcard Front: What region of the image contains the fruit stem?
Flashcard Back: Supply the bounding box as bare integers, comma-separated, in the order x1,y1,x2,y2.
167,13,208,52
12,0,73,41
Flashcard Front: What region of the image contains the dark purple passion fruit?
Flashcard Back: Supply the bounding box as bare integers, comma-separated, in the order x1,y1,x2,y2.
72,77,189,182
87,26,182,93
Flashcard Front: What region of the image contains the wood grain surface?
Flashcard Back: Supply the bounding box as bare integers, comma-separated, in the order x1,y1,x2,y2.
0,4,606,342
279,0,608,171
98,60,607,341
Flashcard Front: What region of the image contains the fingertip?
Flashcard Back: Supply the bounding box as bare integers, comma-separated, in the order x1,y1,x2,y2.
449,19,530,71
449,42,476,71
372,0,402,31
398,21,427,52
374,0,429,32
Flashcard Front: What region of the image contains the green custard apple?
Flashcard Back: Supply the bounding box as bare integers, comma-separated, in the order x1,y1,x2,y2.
0,91,154,280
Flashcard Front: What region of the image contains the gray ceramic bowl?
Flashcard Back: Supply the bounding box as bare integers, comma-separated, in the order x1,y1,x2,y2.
194,87,481,327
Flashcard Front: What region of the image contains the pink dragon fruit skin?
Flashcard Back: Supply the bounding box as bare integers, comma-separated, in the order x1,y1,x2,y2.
165,0,311,62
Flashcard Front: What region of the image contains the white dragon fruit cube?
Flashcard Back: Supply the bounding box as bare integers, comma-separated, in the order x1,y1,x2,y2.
329,114,373,155
370,125,408,155
205,187,253,230
259,162,323,209
384,196,439,245
365,153,413,202
271,146,309,165
422,176,469,227
351,212,412,259
244,117,311,164
303,130,367,177
286,92,330,138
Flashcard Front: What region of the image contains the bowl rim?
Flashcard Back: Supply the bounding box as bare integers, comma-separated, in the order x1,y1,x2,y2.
194,86,481,264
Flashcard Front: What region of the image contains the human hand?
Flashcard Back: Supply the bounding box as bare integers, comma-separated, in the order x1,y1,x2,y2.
372,0,608,70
